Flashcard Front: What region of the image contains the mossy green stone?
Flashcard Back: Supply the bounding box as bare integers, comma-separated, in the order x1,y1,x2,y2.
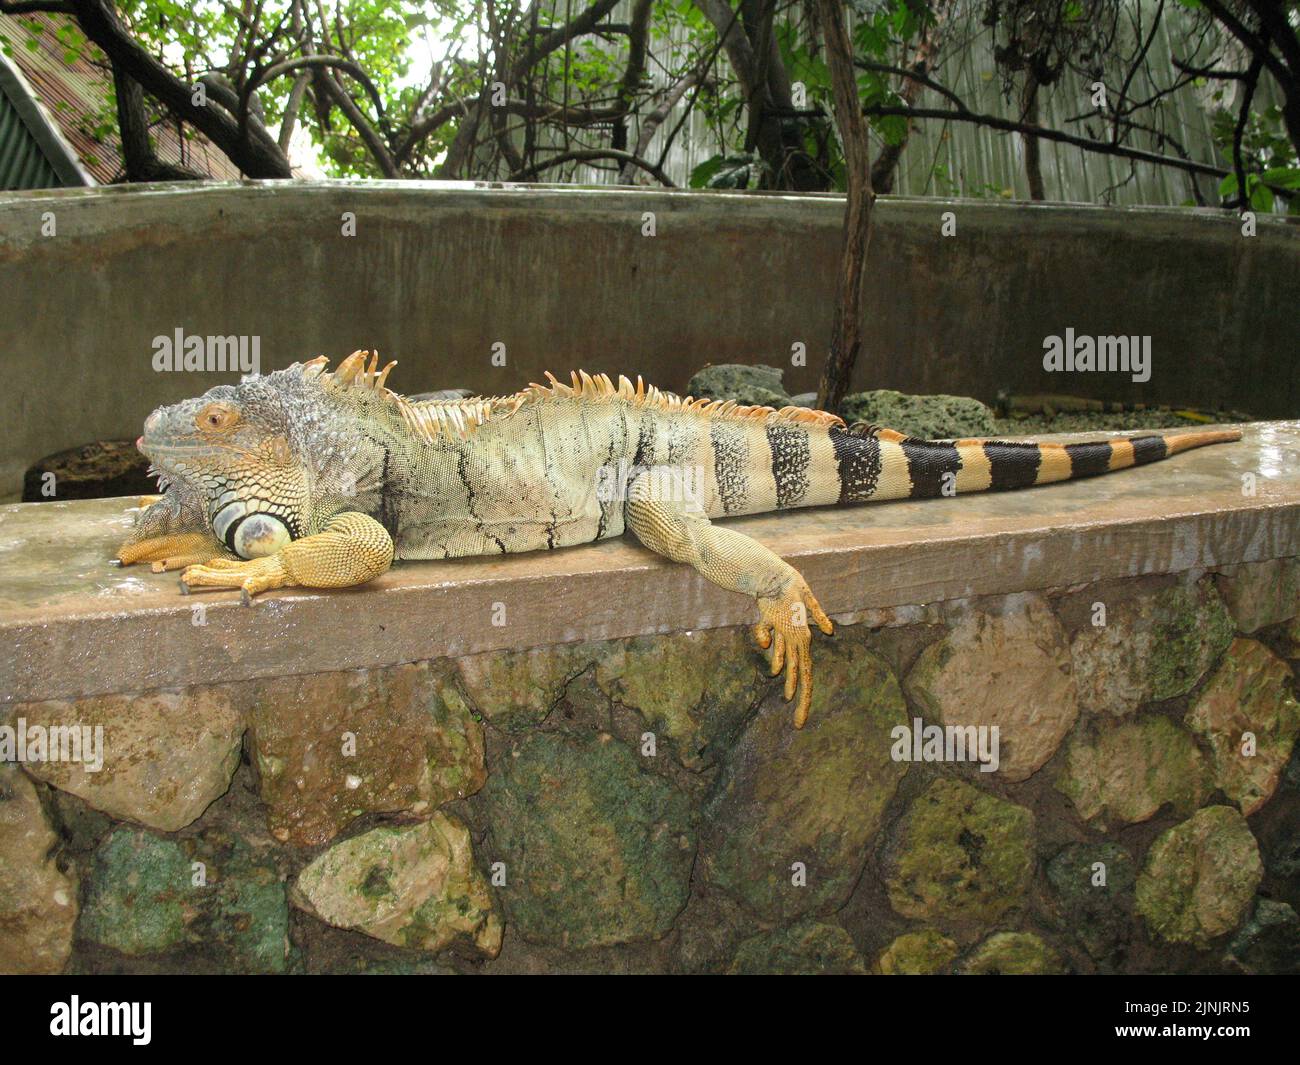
962,932,1063,974
877,929,959,975
1226,900,1300,975
701,643,909,921
482,731,695,948
885,778,1034,926
728,920,867,974
202,833,290,972
456,642,601,732
841,390,996,440
294,813,501,956
595,628,764,764
1046,841,1136,960
1057,715,1210,827
80,827,289,971
1186,637,1300,815
687,363,791,407
79,829,190,954
1136,806,1263,945
1067,579,1234,717
1146,583,1235,702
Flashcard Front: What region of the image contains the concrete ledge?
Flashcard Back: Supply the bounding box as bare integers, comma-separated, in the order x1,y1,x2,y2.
0,421,1296,704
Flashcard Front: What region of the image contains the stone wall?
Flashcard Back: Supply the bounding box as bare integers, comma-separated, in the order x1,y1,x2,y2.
2,558,1298,975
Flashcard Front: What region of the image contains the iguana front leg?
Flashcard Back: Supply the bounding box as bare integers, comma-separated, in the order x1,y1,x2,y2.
624,471,833,728
117,495,231,572
180,512,394,604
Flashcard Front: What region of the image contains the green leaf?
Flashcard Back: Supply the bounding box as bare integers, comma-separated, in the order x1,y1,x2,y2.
1261,167,1300,190
689,155,727,188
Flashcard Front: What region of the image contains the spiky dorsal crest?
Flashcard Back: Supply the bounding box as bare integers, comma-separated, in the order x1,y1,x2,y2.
520,369,845,429
301,349,397,392
297,349,500,443
294,354,843,443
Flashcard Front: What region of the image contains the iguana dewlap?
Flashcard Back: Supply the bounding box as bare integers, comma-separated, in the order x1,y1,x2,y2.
116,351,1241,727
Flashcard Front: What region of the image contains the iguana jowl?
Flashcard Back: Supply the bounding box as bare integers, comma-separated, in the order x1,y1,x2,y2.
116,350,1241,727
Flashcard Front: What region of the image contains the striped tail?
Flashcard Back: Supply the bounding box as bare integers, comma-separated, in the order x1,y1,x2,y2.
830,424,1243,503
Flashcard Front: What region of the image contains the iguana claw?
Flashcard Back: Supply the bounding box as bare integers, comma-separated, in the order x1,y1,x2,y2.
181,555,291,600
753,577,834,729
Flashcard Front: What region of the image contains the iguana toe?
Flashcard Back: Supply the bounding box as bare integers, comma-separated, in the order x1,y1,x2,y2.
755,578,834,728
181,556,290,600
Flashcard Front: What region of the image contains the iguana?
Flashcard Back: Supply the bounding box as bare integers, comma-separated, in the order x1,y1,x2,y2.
116,351,1241,727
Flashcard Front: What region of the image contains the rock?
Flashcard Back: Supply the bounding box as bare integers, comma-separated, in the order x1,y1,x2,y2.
1046,842,1137,960
1225,899,1300,975
1186,638,1300,815
687,363,791,407
481,731,694,948
1057,715,1210,828
701,642,909,921
840,389,997,440
904,595,1078,782
961,932,1064,974
877,929,959,975
0,767,77,974
22,439,153,502
884,777,1034,927
292,812,500,957
788,391,819,409
1215,558,1300,633
15,687,244,832
247,662,485,846
456,642,599,733
80,827,289,971
1135,806,1263,946
728,920,867,974
595,629,765,767
1066,579,1235,716
670,892,750,974
1280,615,1300,658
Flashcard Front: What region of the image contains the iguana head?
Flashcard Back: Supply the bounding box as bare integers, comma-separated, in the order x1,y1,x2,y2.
127,352,395,562
137,378,312,559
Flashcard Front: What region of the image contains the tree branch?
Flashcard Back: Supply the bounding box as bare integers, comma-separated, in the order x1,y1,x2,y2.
862,104,1234,180
518,0,623,70
815,0,874,414
64,0,291,177
510,147,674,185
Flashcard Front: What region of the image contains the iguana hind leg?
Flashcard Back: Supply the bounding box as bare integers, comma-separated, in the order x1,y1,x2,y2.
624,470,833,728
181,512,394,604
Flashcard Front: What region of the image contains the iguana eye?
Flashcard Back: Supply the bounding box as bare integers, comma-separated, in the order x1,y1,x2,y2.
197,404,239,433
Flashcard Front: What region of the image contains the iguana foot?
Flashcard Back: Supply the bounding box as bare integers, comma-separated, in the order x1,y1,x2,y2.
181,556,292,604
754,577,834,729
117,532,232,573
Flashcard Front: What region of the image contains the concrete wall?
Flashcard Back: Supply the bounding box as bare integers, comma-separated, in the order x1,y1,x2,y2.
0,180,1296,498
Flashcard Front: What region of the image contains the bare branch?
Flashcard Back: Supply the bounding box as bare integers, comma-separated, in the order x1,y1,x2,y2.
510,147,674,185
